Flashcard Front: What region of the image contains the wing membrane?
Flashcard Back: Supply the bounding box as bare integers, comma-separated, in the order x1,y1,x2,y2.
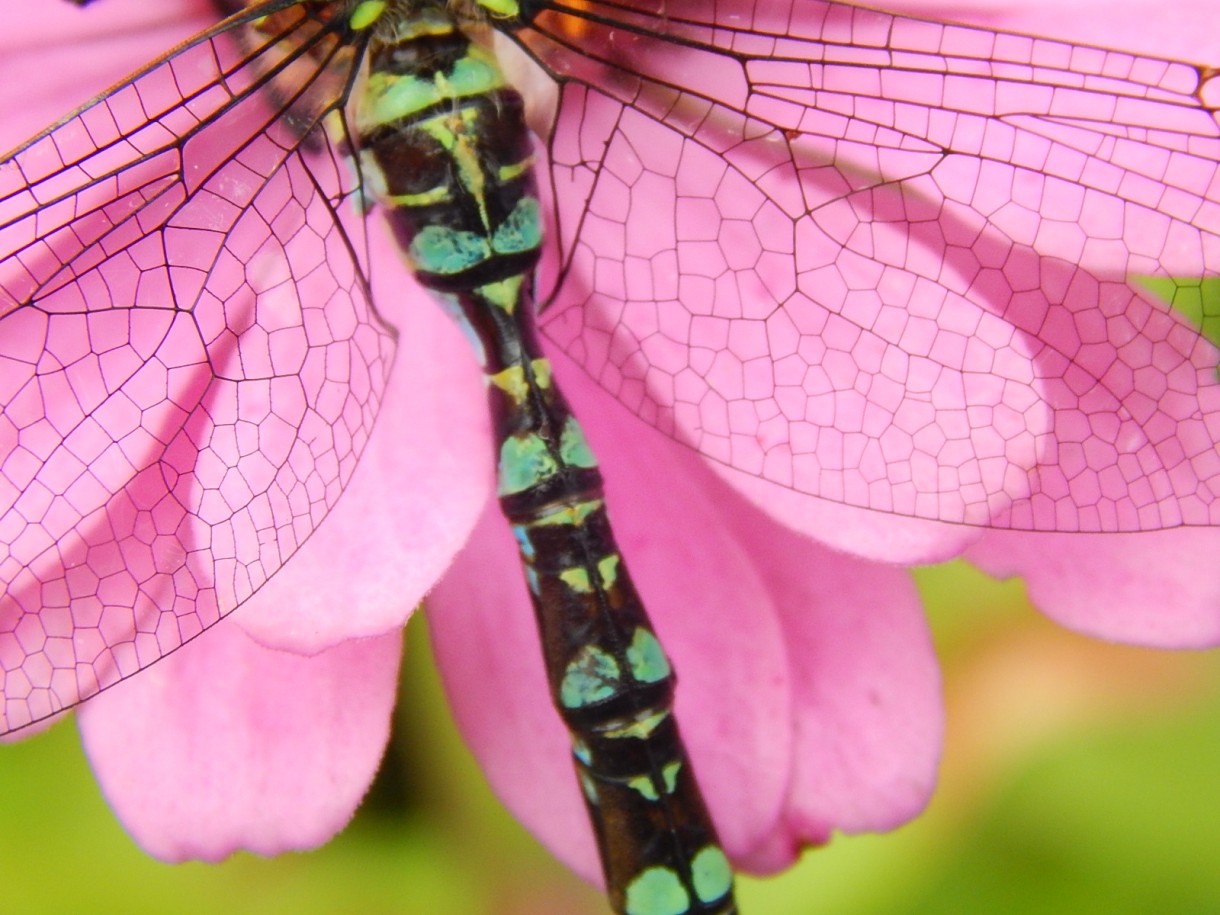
0,1,396,734
515,0,1220,532
6,0,1220,732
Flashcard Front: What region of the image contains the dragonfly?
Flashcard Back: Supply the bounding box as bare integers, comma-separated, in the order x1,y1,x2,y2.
2,1,1218,913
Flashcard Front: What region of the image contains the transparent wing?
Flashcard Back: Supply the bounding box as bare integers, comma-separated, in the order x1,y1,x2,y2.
0,1,395,734
513,0,1220,532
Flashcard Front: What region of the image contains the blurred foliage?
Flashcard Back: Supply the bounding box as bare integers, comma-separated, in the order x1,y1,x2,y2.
2,560,1219,913
1139,276,1220,354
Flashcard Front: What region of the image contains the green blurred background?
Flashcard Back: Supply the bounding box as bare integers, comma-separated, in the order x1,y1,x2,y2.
3,561,1219,914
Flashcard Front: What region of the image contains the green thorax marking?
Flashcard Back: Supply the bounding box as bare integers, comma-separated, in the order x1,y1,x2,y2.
476,0,521,17
349,0,387,31
357,20,504,131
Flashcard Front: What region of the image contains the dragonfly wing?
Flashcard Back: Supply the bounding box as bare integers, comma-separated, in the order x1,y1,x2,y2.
0,4,395,734
515,0,1220,532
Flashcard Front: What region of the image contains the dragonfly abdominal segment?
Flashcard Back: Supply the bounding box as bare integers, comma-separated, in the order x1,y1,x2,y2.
352,2,735,912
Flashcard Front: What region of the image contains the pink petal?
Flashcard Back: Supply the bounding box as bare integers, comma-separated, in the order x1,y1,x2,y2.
735,514,943,872
235,230,491,652
966,529,1220,647
715,468,986,564
429,350,943,878
1,1,211,148
77,621,402,860
428,496,601,882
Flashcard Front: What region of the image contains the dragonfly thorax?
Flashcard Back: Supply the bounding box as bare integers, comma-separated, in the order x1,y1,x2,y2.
355,2,541,290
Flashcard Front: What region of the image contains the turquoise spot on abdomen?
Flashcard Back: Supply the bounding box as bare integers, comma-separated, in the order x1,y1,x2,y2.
627,774,660,801
596,553,620,588
498,432,559,496
572,737,592,766
627,628,671,685
579,769,599,804
510,523,536,560
559,416,598,469
661,761,681,795
691,847,733,905
625,867,689,915
605,709,670,740
625,765,680,801
559,566,592,593
560,645,621,708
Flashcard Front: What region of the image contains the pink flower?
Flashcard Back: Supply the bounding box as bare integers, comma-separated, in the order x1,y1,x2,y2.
1,0,1217,891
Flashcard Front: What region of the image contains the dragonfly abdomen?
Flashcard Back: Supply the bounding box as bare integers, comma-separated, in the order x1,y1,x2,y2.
354,4,734,912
